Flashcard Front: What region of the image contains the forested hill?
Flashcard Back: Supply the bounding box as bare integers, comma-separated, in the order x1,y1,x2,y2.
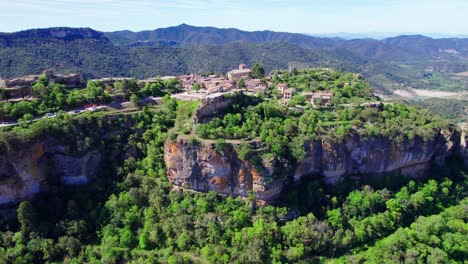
1,26,467,92
0,27,135,78
0,27,412,92
106,24,468,62
105,23,337,48
0,27,106,42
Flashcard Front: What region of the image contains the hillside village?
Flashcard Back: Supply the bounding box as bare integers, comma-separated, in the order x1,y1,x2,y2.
177,64,335,106
0,64,336,107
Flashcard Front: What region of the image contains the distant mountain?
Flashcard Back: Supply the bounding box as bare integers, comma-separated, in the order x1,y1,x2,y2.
106,24,468,64
382,35,468,58
0,27,105,42
0,26,467,93
105,23,338,48
0,27,135,78
309,32,468,40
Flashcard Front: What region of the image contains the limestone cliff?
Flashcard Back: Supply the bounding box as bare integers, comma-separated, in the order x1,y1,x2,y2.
165,139,284,204
165,130,461,203
0,138,101,205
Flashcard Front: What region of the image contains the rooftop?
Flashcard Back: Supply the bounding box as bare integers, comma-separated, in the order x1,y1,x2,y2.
228,69,252,75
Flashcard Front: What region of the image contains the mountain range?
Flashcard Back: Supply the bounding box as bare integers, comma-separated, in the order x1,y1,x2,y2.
1,24,467,93
309,32,468,40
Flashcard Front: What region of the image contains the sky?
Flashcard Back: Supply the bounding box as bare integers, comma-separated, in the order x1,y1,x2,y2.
1,0,467,35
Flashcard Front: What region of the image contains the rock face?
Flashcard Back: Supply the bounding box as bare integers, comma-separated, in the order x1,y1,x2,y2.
0,139,101,206
294,131,457,183
193,96,233,124
165,139,284,203
165,130,461,203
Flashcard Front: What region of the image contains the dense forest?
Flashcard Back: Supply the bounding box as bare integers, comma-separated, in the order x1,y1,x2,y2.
0,68,466,263
0,98,466,263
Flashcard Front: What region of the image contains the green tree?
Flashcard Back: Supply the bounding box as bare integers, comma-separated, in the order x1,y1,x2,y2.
238,79,246,89
289,136,307,161
37,74,48,85
192,82,201,91
215,138,228,153
130,94,140,106
252,63,265,79
237,143,251,160
17,201,37,236
32,83,47,97
287,94,307,107
22,113,34,122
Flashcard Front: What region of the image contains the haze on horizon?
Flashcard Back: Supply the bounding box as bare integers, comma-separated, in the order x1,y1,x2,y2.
1,0,468,37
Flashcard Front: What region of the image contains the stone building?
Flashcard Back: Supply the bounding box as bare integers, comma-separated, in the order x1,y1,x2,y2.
312,91,333,106
277,83,288,95
283,88,294,100
227,64,252,81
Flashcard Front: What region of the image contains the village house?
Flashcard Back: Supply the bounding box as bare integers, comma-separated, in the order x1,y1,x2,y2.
250,84,267,95
175,65,267,97
311,91,333,107
283,88,294,100
203,78,235,94
178,74,198,90
277,83,288,96
227,64,252,81
244,79,261,89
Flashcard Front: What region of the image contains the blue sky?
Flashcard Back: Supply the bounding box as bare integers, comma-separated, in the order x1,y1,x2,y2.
1,0,467,34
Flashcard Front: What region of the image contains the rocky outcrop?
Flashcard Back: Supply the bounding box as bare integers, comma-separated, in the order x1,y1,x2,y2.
0,139,101,205
0,70,85,99
193,96,233,124
165,139,285,204
165,130,461,203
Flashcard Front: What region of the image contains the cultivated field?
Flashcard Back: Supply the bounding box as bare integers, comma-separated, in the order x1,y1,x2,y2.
394,88,468,99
